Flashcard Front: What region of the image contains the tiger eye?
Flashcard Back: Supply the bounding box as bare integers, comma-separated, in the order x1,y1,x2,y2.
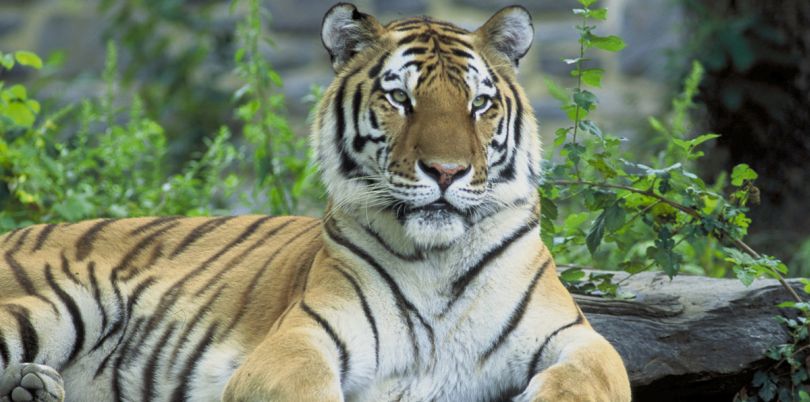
391,89,409,104
472,95,489,109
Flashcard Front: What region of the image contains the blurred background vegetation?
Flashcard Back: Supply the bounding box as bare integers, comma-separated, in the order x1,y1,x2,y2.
0,0,808,278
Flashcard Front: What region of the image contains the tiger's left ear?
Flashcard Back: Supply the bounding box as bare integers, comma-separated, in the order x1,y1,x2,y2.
321,3,384,72
475,6,534,68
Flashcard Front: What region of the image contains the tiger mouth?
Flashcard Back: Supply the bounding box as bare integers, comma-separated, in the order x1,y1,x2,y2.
408,199,467,216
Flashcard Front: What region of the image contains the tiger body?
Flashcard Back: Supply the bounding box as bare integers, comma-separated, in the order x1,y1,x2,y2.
0,4,631,402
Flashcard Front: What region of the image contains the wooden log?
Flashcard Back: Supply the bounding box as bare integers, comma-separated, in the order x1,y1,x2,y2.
573,270,806,402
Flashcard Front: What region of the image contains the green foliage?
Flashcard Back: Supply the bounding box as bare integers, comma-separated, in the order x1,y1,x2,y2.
735,301,810,402
542,1,792,296
0,1,322,232
547,2,808,396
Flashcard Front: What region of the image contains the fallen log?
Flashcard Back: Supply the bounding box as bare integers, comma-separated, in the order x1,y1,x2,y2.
574,270,806,402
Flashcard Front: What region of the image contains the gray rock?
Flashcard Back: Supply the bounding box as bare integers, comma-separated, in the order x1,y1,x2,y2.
575,269,805,401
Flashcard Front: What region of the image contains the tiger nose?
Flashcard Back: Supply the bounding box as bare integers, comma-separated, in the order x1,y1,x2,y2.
417,160,471,191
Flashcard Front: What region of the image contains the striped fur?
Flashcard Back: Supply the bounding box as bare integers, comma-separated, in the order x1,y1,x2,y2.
0,4,630,402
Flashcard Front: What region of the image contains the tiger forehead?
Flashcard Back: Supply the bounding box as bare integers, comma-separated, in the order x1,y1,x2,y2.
383,18,484,93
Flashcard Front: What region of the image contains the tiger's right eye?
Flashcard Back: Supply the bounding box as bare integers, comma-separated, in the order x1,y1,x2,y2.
390,89,409,104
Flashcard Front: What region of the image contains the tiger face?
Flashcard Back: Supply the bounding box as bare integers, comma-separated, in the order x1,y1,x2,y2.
315,4,540,249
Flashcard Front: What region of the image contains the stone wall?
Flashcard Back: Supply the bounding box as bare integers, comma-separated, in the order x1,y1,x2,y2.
0,0,685,144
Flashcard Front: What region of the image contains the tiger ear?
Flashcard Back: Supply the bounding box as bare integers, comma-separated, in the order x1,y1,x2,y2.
475,6,534,68
321,3,384,72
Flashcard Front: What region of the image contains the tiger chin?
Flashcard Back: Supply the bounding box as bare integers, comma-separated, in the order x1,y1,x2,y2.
0,3,630,402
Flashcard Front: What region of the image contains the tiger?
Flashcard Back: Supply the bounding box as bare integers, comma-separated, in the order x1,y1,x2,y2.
0,3,631,402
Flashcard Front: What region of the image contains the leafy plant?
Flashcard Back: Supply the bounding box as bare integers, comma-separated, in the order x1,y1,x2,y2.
0,1,323,231
544,1,808,397
540,0,797,302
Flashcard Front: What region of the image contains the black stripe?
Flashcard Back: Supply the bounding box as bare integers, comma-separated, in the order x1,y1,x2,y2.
451,48,473,59
335,67,364,176
360,223,424,262
170,216,236,258
325,221,433,361
367,52,389,78
351,82,366,152
495,151,517,182
128,216,183,236
111,317,146,402
136,217,273,355
400,60,422,70
0,329,9,368
480,258,552,362
300,301,349,382
397,33,420,46
507,80,524,147
44,263,86,365
403,47,429,56
526,315,585,383
113,222,180,280
194,219,296,296
76,219,117,261
142,322,179,402
2,227,23,245
87,262,108,338
168,284,227,368
4,249,58,314
169,323,219,402
33,224,57,251
334,266,379,369
7,305,38,362
369,110,379,129
60,252,82,286
442,219,539,315
221,222,321,336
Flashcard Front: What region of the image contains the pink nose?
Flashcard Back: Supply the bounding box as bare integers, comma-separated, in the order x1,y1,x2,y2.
418,161,470,191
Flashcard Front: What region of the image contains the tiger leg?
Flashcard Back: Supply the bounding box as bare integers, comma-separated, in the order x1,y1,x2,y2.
0,363,64,402
0,299,73,402
221,303,344,402
515,326,631,402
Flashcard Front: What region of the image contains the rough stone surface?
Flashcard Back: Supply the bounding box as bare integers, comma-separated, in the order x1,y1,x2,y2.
575,270,804,402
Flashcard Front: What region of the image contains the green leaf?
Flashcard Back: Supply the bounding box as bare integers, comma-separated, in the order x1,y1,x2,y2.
6,102,35,127
14,51,42,69
579,68,604,87
544,78,569,104
586,212,606,255
577,0,597,7
590,8,608,20
648,116,668,135
573,89,598,111
1,53,15,70
579,120,602,139
587,34,626,52
731,163,758,186
604,204,626,232
560,268,586,282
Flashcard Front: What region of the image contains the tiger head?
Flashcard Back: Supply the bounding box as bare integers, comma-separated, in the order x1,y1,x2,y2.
314,3,540,249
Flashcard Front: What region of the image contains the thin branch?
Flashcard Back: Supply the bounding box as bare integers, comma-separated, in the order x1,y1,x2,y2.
553,179,805,303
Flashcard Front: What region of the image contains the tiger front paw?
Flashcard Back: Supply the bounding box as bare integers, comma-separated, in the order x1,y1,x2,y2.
0,363,64,402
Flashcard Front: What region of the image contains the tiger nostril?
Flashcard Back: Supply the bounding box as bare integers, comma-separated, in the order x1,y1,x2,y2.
417,160,470,191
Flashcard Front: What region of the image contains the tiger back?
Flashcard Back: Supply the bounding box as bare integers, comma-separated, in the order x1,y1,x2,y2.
0,4,631,402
